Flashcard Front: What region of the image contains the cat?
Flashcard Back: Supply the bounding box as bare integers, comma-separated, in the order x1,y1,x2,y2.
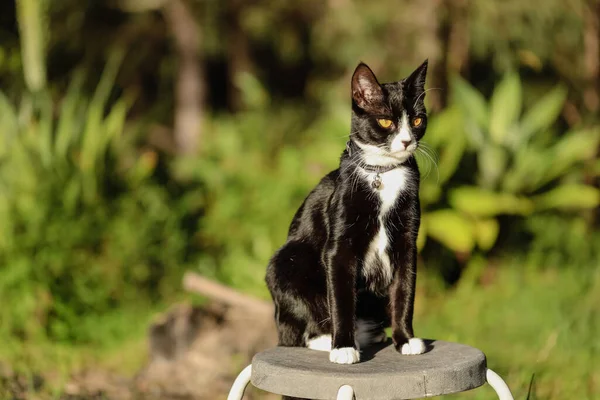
265,60,428,368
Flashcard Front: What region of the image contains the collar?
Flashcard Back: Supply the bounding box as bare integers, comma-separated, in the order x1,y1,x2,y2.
361,163,401,174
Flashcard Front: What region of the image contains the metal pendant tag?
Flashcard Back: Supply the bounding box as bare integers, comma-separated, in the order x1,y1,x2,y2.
372,173,382,189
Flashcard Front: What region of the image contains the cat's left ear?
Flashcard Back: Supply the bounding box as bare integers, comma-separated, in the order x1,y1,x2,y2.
405,59,428,97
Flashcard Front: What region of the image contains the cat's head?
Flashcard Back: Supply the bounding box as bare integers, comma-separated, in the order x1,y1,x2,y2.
349,60,428,167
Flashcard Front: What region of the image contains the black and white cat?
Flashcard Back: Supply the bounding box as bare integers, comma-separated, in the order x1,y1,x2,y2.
266,61,428,365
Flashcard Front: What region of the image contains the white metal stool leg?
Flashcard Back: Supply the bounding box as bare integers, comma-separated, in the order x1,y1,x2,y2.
337,384,354,400
227,364,252,400
486,368,514,400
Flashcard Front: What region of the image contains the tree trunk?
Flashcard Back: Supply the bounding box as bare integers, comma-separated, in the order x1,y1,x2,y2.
163,0,203,155
446,0,470,76
583,0,599,113
418,0,444,111
225,0,253,112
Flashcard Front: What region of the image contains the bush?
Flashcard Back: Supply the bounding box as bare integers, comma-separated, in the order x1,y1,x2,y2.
417,73,599,263
0,53,189,344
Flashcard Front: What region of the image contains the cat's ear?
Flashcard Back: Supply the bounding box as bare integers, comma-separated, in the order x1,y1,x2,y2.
351,63,384,112
405,59,428,97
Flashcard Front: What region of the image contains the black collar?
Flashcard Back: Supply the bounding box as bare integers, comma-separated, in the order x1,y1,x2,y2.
361,163,401,174
345,140,402,174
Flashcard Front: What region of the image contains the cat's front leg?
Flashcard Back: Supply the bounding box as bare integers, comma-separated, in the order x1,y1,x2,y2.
325,243,360,364
390,244,426,356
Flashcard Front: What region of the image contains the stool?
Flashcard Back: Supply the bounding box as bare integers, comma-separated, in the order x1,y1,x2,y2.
227,339,514,400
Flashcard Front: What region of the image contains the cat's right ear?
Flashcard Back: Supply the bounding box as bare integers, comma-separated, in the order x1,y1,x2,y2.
351,63,384,113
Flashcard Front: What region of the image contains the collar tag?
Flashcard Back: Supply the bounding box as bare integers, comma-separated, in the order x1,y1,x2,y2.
371,173,382,189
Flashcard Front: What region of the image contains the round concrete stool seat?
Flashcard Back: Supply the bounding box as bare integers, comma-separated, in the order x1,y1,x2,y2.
227,339,514,400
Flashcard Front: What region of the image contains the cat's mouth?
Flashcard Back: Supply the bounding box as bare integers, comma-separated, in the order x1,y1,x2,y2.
390,149,415,158
388,147,416,160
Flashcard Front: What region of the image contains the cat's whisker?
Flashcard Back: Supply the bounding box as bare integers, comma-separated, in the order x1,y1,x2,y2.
417,145,437,164
418,141,438,155
417,141,438,160
416,147,439,183
415,150,432,180
419,145,440,175
416,148,434,177
414,148,430,176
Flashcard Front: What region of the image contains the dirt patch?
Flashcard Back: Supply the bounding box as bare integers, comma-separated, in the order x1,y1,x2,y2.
63,298,277,400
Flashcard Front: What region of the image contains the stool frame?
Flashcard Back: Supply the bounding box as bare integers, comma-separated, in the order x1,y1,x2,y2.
227,364,514,400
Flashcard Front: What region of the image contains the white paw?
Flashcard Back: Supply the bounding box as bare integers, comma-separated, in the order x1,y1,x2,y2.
329,347,360,364
401,338,426,355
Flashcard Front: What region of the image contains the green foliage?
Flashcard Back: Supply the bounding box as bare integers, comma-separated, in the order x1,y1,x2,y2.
423,210,475,254
416,75,599,257
0,53,188,344
525,214,600,268
449,188,533,217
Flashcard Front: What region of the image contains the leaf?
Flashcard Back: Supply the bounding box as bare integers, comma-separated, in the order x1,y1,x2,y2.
91,46,126,110
489,72,522,144
534,184,600,211
0,91,19,151
236,71,269,109
439,128,467,184
519,84,567,142
449,186,534,216
451,75,489,131
473,218,500,251
103,98,128,146
502,146,548,194
55,69,86,159
419,181,441,206
62,179,81,214
424,209,474,253
16,0,48,91
542,128,600,185
423,105,463,147
477,144,507,189
593,159,600,177
464,120,486,150
35,91,53,167
0,195,14,249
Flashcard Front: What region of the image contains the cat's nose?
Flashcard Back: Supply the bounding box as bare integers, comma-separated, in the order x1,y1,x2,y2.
401,140,412,148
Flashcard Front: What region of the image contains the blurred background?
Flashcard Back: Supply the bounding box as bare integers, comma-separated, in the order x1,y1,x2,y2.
0,0,599,399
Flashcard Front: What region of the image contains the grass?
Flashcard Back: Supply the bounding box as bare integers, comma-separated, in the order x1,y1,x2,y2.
0,258,597,399
414,258,599,399
0,303,163,398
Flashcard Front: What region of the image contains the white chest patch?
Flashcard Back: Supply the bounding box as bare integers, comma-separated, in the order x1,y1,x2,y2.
375,168,411,214
361,167,412,289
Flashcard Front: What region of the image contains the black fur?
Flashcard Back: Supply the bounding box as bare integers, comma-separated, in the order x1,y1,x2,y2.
265,61,428,369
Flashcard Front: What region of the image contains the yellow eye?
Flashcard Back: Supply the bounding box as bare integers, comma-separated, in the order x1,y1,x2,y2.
412,117,423,127
377,119,393,128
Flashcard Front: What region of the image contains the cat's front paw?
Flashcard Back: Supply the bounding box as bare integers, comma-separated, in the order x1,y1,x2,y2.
398,338,426,355
329,347,360,364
